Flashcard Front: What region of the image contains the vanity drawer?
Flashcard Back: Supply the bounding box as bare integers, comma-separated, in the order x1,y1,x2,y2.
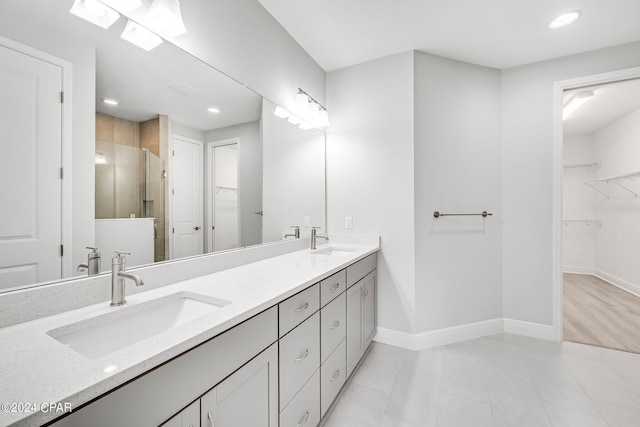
279,312,320,410
321,340,346,417
346,253,377,288
320,292,346,363
320,269,346,307
280,370,320,427
279,283,320,338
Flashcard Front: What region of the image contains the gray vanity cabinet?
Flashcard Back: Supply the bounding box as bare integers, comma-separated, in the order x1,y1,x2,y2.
346,266,377,378
162,401,199,427
200,343,278,427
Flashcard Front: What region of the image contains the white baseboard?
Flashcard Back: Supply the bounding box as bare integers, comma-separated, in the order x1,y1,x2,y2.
375,318,510,351
563,266,594,275
503,318,555,341
594,270,640,298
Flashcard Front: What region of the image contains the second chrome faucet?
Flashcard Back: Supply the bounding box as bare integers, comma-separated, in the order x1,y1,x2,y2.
310,227,329,250
111,251,144,307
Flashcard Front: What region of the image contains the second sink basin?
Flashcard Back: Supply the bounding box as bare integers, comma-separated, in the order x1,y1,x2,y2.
48,292,231,359
312,246,359,256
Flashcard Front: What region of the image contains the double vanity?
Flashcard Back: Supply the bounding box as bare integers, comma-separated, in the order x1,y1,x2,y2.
0,238,379,427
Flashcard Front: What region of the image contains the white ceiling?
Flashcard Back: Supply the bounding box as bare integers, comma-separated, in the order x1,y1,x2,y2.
0,0,261,131
563,78,640,136
257,0,640,72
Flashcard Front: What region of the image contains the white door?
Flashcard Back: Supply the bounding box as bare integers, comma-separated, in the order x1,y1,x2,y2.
207,142,239,252
0,44,62,289
171,136,203,259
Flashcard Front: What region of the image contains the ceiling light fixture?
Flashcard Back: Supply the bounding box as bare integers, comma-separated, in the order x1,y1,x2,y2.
69,0,120,29
102,98,119,105
147,0,187,38
95,152,108,165
99,0,143,13
549,11,581,29
207,107,220,114
120,19,163,51
563,90,594,120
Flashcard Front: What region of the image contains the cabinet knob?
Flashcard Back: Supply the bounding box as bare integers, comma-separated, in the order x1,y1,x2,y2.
194,226,200,231
330,370,340,382
329,283,340,291
330,320,340,330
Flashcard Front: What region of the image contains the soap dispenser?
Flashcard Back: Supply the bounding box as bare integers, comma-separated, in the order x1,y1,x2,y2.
77,246,101,276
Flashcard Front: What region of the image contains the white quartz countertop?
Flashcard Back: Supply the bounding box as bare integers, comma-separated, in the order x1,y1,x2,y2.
0,241,379,427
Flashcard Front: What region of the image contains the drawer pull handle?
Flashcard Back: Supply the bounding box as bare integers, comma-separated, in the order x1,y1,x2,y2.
330,320,340,330
296,410,310,427
295,302,309,313
329,283,340,291
295,348,310,363
207,411,214,427
330,369,340,382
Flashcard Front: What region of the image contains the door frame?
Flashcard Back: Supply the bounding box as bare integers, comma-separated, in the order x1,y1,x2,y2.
168,134,204,259
205,138,241,252
552,66,640,341
0,34,73,280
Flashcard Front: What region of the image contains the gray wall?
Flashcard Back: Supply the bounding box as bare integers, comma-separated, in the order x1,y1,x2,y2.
327,52,416,334
414,52,502,332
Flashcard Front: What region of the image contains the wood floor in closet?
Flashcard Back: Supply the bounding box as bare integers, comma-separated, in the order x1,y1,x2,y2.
564,273,640,354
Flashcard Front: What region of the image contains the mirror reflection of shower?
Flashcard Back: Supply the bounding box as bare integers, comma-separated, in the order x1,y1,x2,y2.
95,113,168,268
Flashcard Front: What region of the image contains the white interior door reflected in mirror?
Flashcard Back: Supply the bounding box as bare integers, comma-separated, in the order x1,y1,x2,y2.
0,43,63,289
207,140,240,252
171,136,204,259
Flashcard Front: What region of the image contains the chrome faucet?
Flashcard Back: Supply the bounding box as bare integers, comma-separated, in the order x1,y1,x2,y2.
284,225,301,239
111,251,144,307
310,227,329,250
77,246,101,276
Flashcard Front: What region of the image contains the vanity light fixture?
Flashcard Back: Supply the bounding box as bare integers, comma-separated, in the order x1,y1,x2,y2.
147,0,187,38
549,11,581,29
99,0,143,13
563,90,594,120
207,107,220,114
102,98,119,105
316,108,330,128
69,0,120,29
273,105,290,119
294,91,310,116
120,19,163,51
287,114,302,125
95,152,108,164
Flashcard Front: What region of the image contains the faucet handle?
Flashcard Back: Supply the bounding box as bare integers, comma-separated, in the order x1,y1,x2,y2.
312,226,321,229
290,225,300,229
114,250,130,259
86,246,98,252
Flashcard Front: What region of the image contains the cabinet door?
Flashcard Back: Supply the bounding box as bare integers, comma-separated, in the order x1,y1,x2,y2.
162,401,199,427
201,343,278,427
346,283,363,378
362,271,376,345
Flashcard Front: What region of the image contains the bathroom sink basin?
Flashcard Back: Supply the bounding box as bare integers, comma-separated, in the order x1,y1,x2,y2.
48,292,231,359
312,246,359,256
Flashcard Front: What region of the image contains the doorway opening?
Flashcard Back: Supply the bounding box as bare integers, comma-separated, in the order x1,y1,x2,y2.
206,139,240,252
555,70,640,353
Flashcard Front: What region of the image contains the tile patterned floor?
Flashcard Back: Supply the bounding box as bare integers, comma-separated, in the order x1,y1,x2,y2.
322,334,640,426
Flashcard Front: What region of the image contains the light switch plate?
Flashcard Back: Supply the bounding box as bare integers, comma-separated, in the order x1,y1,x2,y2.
345,216,353,229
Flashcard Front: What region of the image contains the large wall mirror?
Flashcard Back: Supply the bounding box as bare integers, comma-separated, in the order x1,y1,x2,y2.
0,0,326,293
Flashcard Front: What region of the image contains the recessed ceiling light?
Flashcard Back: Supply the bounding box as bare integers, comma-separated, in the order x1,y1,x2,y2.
207,107,220,114
549,11,581,29
103,98,119,106
563,90,594,120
